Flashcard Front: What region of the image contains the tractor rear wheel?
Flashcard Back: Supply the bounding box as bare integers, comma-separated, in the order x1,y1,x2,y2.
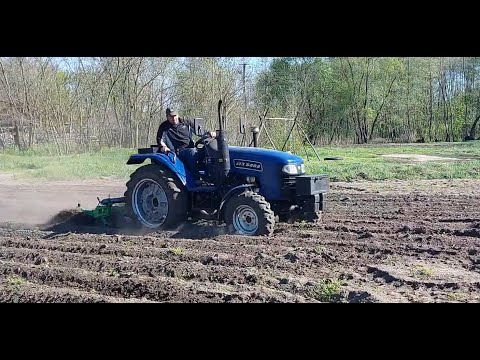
124,164,187,230
224,191,275,236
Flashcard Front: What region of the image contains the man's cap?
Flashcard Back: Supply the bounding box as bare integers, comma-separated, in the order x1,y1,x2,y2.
166,108,178,116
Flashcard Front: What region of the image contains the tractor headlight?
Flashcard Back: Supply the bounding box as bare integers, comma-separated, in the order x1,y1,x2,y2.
282,164,305,175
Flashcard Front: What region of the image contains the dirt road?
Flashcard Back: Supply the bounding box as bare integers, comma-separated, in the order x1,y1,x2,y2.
0,174,126,225
1,176,479,302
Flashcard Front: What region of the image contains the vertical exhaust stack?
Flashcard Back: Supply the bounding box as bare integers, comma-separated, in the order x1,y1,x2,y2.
251,126,259,147
217,100,230,182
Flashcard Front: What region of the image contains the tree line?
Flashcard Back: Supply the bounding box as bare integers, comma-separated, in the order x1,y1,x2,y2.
1,57,479,154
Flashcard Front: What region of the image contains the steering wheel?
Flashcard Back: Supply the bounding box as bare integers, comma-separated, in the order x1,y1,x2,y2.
195,133,211,149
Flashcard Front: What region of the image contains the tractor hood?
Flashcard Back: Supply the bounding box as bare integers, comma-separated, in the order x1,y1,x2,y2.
227,146,305,201
228,146,303,166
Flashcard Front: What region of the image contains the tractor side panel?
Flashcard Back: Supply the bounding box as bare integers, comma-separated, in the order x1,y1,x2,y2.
228,147,302,201
230,160,285,200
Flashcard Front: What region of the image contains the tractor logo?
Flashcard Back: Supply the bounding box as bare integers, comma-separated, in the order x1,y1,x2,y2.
233,159,263,172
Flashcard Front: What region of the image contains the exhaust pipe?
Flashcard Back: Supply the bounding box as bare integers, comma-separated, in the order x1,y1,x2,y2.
217,100,230,182
251,126,259,147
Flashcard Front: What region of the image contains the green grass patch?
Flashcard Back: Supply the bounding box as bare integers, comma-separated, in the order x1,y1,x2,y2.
6,275,26,287
0,147,141,181
1,141,479,182
412,265,435,279
169,247,184,256
301,140,480,181
309,279,345,302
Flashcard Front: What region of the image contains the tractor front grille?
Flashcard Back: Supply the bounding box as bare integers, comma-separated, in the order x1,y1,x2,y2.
281,175,297,197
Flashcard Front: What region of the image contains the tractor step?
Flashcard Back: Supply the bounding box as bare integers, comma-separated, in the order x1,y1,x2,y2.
189,185,218,192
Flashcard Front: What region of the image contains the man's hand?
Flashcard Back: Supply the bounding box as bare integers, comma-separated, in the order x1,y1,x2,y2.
160,145,171,153
208,131,217,138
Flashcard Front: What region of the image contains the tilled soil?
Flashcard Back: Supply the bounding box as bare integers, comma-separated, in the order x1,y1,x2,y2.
1,179,480,303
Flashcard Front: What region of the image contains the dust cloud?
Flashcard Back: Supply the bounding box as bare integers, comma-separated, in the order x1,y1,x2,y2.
0,178,126,227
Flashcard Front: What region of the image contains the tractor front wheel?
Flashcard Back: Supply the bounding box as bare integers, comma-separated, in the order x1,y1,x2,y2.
224,191,275,236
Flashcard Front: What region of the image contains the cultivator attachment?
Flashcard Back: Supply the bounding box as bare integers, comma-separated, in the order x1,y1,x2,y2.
80,197,126,226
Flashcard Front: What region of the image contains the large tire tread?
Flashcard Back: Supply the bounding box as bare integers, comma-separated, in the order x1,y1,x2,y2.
224,191,275,236
124,164,187,230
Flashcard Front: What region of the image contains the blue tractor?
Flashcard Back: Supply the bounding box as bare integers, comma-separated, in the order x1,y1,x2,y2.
122,100,330,236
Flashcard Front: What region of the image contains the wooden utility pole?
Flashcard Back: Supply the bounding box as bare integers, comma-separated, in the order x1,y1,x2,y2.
241,62,248,130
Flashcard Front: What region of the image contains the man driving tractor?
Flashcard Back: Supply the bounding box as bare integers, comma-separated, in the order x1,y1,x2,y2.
84,99,331,235
156,107,216,179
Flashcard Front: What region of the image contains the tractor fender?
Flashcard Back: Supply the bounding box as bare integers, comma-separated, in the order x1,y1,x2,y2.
127,153,187,186
217,184,253,221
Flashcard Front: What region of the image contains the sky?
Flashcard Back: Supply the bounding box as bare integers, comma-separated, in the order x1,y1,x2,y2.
52,57,274,74
240,57,274,74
